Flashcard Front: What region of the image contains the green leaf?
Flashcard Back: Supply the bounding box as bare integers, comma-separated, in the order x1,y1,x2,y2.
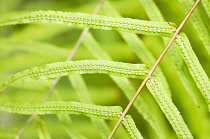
175,33,210,111
0,60,148,90
178,0,210,56
0,101,122,120
0,11,176,37
138,0,201,107
147,75,193,139
122,115,143,139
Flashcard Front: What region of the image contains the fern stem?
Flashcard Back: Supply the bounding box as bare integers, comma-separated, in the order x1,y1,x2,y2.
82,33,148,138
108,0,200,138
103,3,172,138
137,0,202,107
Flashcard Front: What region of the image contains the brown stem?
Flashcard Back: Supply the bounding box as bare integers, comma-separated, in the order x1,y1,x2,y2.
108,0,201,138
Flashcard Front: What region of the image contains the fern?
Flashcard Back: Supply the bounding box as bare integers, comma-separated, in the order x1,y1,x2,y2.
0,0,209,139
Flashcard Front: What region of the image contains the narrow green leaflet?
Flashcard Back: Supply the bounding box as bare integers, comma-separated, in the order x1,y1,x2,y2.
178,0,210,56
0,60,148,90
0,101,122,120
122,115,143,139
147,75,193,139
34,116,51,139
175,33,210,110
0,11,176,37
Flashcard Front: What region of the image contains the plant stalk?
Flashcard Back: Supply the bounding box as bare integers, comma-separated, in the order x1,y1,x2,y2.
108,0,201,138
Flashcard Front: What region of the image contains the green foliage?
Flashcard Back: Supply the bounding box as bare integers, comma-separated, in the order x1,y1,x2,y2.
33,116,51,139
0,0,209,139
0,11,176,37
0,101,122,120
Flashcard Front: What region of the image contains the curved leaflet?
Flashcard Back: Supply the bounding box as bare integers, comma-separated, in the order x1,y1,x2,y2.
178,0,210,56
0,101,122,120
122,115,143,139
146,76,193,139
0,11,176,37
0,60,148,90
175,33,210,110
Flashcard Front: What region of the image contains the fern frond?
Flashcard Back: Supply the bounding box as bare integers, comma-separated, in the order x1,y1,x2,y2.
0,60,148,90
0,11,176,37
82,33,171,139
138,0,207,109
178,0,210,56
122,115,143,139
0,101,122,120
147,76,193,139
175,33,210,110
